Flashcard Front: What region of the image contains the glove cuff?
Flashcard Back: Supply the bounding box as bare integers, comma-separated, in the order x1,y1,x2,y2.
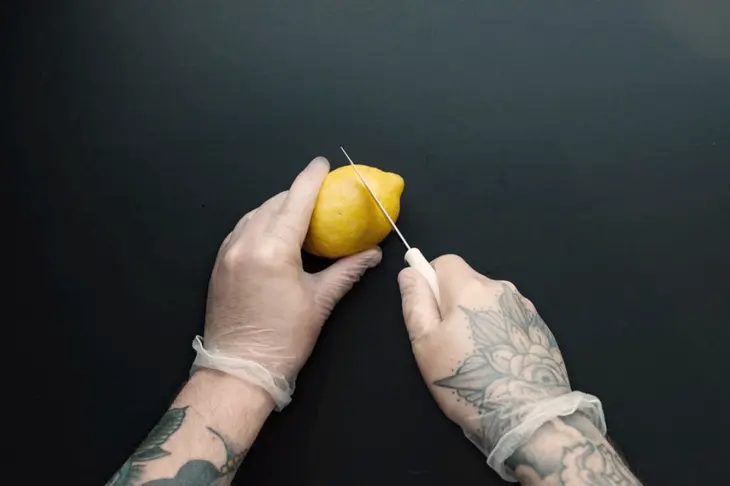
486,391,606,482
190,335,293,410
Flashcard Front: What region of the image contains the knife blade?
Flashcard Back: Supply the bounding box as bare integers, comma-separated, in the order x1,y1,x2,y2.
340,146,441,308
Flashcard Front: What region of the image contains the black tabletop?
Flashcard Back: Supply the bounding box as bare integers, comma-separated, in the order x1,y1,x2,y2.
8,2,730,485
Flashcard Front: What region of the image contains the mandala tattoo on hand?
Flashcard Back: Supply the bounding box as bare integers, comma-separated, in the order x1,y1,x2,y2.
435,284,571,452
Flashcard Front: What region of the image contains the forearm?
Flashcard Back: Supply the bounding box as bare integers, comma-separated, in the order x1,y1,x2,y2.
506,412,641,486
107,368,274,486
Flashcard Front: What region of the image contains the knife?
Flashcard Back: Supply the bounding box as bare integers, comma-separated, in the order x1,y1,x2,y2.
340,147,441,308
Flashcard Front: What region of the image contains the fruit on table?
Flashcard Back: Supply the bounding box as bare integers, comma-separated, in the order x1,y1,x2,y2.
304,164,404,259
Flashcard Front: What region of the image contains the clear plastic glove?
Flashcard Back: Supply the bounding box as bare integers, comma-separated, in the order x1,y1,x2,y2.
193,157,382,409
398,255,605,482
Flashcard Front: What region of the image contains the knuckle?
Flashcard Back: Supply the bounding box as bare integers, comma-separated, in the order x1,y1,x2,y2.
432,254,466,269
221,240,283,270
519,293,536,310
251,244,281,267
497,279,519,292
462,279,488,297
493,279,535,308
221,245,247,269
239,209,256,226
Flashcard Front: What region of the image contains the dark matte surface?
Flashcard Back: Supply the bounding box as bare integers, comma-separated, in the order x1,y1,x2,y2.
7,1,730,485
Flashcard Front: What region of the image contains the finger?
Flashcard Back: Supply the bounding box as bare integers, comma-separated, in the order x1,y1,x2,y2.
431,254,478,314
311,247,382,318
398,267,441,343
270,157,330,246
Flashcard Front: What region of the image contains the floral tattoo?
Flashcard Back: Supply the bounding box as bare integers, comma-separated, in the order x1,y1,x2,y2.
435,284,641,485
435,285,570,452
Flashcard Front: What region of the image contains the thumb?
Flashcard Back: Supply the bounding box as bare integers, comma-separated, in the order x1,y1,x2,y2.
312,247,383,316
398,267,441,343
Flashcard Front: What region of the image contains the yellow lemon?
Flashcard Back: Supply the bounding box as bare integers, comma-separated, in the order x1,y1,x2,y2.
304,165,404,259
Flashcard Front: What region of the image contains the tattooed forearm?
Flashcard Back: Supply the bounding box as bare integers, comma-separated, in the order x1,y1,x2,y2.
507,412,641,485
106,407,247,486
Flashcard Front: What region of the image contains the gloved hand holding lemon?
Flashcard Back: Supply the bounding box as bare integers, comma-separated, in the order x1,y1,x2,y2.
304,164,404,259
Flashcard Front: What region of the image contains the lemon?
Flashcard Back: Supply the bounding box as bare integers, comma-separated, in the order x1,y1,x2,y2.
304,165,405,259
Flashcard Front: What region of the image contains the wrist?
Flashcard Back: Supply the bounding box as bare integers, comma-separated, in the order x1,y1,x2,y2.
509,411,604,460
172,368,275,446
506,412,620,485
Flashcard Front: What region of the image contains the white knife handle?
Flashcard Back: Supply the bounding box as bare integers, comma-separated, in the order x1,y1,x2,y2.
404,248,441,308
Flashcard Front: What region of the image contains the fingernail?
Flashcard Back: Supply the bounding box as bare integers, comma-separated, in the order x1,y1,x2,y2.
397,268,414,291
367,247,383,268
309,156,329,169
